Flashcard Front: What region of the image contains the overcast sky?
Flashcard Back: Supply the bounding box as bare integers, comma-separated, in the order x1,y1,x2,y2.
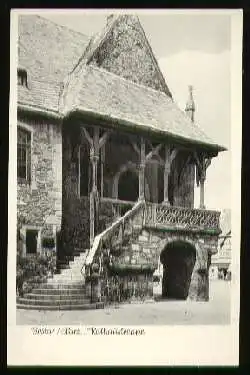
39,11,231,210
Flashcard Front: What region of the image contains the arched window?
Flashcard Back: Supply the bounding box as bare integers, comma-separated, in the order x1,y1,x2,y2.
118,169,139,202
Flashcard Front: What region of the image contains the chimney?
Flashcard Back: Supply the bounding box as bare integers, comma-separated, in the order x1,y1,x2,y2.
185,85,195,122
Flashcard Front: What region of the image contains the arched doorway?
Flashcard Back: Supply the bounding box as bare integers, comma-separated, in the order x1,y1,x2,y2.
118,170,139,202
160,241,196,300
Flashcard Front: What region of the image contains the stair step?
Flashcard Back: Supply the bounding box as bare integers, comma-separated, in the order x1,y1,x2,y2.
63,269,83,274
48,281,84,285
50,275,84,281
31,288,86,295
16,302,104,311
56,275,83,280
40,283,85,289
67,261,84,267
58,264,70,270
24,293,87,301
56,262,67,267
17,297,91,307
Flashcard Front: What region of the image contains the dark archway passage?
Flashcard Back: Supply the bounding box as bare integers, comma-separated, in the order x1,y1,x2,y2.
160,241,196,300
118,170,139,202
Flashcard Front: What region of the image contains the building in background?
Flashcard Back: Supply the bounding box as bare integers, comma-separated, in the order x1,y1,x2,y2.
209,209,231,280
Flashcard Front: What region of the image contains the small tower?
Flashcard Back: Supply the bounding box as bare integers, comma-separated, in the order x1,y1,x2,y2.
185,85,195,123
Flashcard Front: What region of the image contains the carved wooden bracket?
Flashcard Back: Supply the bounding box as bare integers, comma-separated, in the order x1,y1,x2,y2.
193,152,212,186
128,136,140,156
170,148,178,165
164,146,179,172
146,143,163,162
80,126,111,155
81,126,93,148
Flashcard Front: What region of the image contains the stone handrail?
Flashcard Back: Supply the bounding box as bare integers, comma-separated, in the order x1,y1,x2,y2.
145,203,221,232
83,200,145,270
100,197,134,222
100,197,135,206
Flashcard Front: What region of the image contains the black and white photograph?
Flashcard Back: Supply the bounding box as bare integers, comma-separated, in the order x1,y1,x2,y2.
8,9,242,366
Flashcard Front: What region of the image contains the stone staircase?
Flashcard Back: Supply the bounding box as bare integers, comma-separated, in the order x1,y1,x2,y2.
17,202,149,310
17,251,104,311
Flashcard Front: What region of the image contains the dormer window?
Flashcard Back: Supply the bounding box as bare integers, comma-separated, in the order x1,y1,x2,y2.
17,68,28,87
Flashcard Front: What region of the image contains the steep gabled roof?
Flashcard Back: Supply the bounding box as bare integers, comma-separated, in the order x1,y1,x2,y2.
60,65,225,152
73,14,172,97
18,15,90,83
18,78,61,113
17,14,226,153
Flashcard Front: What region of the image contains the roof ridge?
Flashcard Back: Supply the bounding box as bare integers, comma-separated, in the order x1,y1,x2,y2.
69,15,118,75
85,14,120,64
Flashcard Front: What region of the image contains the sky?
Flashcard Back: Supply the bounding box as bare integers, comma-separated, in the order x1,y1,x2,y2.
40,11,231,210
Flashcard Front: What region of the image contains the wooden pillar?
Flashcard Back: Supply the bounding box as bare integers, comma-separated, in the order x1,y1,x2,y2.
81,126,110,246
139,137,146,201
89,128,100,246
100,144,105,198
163,145,171,205
78,146,81,197
193,152,211,211
199,174,206,209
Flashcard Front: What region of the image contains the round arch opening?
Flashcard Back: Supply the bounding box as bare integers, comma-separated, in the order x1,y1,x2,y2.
160,240,196,300
118,169,139,202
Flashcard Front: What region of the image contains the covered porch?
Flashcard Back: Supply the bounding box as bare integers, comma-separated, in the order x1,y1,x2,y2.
60,112,220,257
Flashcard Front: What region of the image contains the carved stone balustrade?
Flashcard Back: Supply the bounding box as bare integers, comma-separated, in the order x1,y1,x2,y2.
145,203,221,234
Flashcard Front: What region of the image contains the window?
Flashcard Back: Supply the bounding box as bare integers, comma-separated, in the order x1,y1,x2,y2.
26,229,38,254
17,68,28,87
17,127,31,183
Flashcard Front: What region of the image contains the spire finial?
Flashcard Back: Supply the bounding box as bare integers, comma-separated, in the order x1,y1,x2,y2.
185,85,195,122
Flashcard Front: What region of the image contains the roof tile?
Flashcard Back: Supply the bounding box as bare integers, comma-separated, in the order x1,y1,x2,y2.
61,65,224,150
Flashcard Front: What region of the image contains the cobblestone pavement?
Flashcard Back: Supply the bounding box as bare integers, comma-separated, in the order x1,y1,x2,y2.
16,280,231,325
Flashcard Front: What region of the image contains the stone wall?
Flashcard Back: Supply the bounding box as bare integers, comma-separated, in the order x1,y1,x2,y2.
17,114,62,253
104,228,218,301
90,15,172,97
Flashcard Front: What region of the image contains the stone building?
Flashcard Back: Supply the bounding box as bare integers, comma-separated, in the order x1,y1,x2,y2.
210,209,231,280
16,14,226,310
